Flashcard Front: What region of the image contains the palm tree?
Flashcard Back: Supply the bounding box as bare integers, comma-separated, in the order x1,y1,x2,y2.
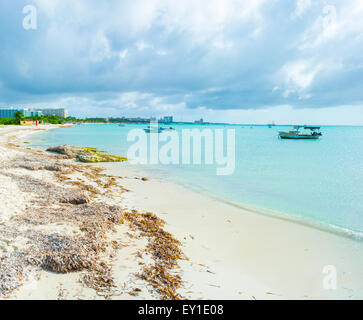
14,111,24,124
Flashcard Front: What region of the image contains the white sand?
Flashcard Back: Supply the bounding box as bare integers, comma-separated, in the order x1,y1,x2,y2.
97,162,363,300
1,125,362,300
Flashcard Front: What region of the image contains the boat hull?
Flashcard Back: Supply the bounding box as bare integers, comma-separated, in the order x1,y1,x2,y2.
279,132,320,140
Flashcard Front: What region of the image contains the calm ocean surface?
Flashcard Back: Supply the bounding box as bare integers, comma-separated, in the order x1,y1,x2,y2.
30,124,363,240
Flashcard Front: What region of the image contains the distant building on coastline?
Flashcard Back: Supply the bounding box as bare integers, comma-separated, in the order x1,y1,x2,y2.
159,116,173,124
0,108,24,118
194,118,204,124
0,108,43,118
122,117,157,123
0,107,68,118
34,108,68,118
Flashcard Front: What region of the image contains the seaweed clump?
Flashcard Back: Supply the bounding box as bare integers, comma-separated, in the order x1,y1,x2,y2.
34,234,96,273
124,211,184,300
24,203,125,295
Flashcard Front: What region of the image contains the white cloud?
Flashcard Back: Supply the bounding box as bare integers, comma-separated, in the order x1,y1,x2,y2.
299,4,337,49
156,50,167,56
292,0,312,19
280,60,322,99
89,32,111,62
212,39,234,50
119,49,128,59
136,41,152,51
298,2,363,50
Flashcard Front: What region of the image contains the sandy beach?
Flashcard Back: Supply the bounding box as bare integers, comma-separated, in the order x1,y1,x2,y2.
0,125,362,300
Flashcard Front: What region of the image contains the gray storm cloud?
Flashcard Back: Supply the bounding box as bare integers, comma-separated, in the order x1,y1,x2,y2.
0,0,362,119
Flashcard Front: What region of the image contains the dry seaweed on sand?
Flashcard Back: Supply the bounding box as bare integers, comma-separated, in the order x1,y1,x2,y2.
30,234,97,273
10,152,72,172
65,180,100,195
124,211,185,300
21,202,125,295
0,141,186,299
0,252,37,296
3,171,90,206
32,234,115,294
23,232,118,296
59,192,90,205
82,262,116,296
0,151,125,296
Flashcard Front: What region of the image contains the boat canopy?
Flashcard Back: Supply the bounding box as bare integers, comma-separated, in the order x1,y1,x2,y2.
304,126,321,130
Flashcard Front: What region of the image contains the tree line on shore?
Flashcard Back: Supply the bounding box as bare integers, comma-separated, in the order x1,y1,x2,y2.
0,113,152,125
0,111,70,125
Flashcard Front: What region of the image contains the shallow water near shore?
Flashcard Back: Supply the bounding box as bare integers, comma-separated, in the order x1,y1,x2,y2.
29,123,363,240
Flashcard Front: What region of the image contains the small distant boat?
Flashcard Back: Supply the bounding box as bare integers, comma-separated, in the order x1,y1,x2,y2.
118,123,125,127
144,126,164,133
162,127,175,131
268,122,276,128
279,126,322,140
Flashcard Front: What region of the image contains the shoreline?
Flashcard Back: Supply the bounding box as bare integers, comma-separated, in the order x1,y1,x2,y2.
29,124,363,243
183,188,363,242
92,161,363,243
1,125,363,299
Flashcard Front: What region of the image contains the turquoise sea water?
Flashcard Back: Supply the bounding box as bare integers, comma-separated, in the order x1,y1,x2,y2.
30,124,363,240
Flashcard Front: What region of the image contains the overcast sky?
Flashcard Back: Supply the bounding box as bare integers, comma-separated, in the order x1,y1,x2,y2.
0,0,362,124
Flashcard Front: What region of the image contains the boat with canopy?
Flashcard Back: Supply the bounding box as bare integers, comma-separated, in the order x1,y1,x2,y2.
279,126,322,140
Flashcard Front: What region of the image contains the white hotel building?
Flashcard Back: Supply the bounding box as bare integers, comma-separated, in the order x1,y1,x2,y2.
35,108,68,118
0,108,69,118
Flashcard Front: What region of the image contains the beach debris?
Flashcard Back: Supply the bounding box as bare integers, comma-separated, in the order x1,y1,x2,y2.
16,159,65,172
65,180,100,195
59,192,89,205
82,262,116,295
3,171,91,207
124,211,185,300
128,288,142,296
104,177,117,188
57,284,69,300
11,151,75,173
141,177,148,181
32,234,96,273
0,252,37,296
